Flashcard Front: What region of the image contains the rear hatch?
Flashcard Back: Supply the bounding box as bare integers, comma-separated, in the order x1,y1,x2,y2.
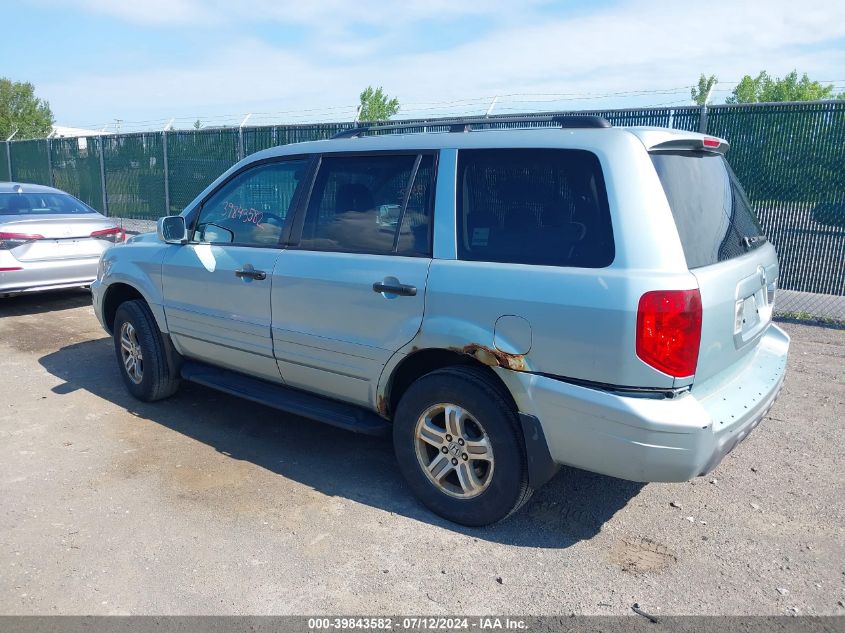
650,149,778,385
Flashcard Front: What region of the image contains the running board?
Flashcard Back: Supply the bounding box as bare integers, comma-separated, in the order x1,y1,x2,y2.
180,361,391,436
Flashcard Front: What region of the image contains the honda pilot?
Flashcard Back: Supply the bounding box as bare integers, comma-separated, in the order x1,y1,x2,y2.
91,115,789,526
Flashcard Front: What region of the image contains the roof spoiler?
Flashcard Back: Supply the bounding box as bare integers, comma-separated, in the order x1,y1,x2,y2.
649,136,730,154
331,114,612,139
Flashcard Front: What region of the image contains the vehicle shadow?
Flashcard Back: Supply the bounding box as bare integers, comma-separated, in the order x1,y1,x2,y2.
0,288,92,317
39,337,645,549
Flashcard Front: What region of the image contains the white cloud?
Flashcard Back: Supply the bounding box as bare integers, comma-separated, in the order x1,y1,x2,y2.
35,0,845,127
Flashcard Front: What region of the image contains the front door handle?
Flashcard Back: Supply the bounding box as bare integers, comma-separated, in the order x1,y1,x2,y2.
235,268,267,281
373,280,417,296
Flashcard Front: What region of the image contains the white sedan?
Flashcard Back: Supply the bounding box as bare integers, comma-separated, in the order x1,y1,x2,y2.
0,182,123,297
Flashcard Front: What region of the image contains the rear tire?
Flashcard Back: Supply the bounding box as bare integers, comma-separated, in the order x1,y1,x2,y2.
393,366,532,526
113,300,180,402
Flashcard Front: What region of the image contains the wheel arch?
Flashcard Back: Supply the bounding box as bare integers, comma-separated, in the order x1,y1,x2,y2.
101,282,147,334
381,347,518,419
380,346,558,489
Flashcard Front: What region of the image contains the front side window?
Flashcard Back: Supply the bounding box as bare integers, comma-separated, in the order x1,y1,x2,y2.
194,159,310,247
298,153,435,256
457,149,614,267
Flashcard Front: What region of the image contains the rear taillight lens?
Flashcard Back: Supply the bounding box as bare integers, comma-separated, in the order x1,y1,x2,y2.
636,289,702,378
91,227,125,243
0,232,43,250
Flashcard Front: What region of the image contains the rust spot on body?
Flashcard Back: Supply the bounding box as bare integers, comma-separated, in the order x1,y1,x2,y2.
377,394,388,416
454,344,527,372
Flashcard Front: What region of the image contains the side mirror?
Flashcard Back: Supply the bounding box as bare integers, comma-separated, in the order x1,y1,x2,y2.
157,216,187,244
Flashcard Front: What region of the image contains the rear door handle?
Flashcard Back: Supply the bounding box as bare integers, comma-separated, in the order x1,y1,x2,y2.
235,268,267,280
373,281,417,296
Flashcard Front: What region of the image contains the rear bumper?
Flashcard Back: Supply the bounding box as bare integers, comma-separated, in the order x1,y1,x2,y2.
505,324,790,482
0,256,99,295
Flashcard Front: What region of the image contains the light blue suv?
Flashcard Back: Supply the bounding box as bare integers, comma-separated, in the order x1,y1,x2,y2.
92,116,789,526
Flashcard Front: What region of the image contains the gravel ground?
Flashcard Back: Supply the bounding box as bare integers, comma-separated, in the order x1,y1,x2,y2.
0,290,843,616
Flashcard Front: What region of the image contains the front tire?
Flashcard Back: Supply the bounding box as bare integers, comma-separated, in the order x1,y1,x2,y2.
393,366,532,526
113,300,180,402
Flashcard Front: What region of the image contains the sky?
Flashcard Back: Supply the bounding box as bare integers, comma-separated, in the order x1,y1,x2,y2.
3,0,845,132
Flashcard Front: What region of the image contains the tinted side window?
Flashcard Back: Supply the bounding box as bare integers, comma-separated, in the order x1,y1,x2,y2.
457,149,614,267
299,153,434,256
650,151,764,268
194,159,309,246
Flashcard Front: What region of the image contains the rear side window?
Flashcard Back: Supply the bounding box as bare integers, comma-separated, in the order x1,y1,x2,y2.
457,149,614,267
650,151,764,269
299,153,435,256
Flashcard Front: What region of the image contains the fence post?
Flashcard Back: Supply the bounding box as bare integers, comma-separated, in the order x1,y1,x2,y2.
699,103,708,134
162,129,170,216
46,138,54,187
5,141,11,181
238,113,252,161
98,136,109,216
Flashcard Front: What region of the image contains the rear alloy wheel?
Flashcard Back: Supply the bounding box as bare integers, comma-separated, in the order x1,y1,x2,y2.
414,403,495,499
113,299,180,402
394,366,532,526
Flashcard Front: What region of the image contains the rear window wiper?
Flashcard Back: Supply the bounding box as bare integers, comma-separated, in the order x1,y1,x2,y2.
742,235,767,250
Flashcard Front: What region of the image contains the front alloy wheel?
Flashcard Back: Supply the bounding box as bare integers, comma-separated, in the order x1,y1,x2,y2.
112,299,180,402
119,321,144,384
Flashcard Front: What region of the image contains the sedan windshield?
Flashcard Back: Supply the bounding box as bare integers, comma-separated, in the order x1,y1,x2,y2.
0,192,97,216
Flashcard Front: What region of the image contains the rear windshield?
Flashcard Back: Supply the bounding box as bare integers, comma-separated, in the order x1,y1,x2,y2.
650,151,764,268
457,148,614,268
0,192,96,216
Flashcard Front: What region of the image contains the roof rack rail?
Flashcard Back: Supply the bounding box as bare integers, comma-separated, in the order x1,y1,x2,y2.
330,114,611,139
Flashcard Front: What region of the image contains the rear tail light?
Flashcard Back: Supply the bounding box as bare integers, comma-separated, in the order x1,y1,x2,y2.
702,137,722,148
0,232,43,250
91,227,125,243
636,289,702,378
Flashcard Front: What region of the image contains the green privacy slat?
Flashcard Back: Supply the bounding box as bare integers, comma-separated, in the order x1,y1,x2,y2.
101,133,166,219
10,139,50,185
707,102,845,296
166,128,239,215
49,136,104,212
0,143,10,180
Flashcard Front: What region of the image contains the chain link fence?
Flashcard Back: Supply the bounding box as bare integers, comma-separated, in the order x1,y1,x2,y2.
3,102,843,322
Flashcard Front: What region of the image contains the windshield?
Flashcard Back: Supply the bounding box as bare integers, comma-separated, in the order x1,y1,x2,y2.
0,192,97,216
650,151,764,269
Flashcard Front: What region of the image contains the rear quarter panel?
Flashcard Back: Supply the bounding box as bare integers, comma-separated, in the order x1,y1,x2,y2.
398,131,697,390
